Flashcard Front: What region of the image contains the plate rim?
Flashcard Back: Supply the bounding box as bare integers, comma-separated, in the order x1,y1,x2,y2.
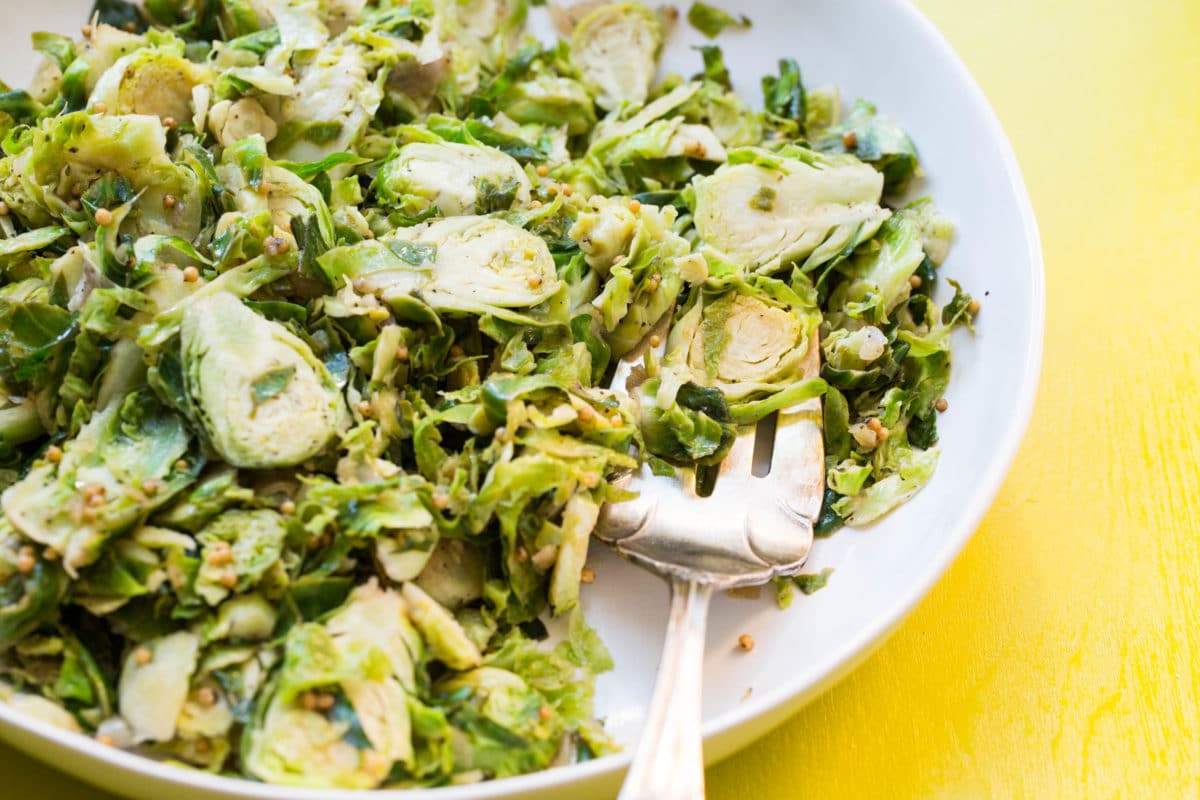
0,0,1045,796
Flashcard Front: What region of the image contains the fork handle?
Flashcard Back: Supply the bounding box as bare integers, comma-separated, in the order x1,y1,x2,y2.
618,579,713,800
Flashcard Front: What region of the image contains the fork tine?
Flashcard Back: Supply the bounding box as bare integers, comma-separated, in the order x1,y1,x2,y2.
715,426,757,483
762,332,825,523
765,400,824,522
736,332,823,569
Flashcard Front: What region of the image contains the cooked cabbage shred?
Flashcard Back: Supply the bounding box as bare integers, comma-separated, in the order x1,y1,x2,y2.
0,0,975,787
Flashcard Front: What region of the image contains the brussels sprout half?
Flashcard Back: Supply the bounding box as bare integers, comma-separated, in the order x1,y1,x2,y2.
571,2,662,111
17,112,203,239
575,197,690,356
181,293,347,469
659,273,825,423
90,45,213,122
376,141,532,218
692,146,890,274
244,582,422,788
391,216,563,315
274,41,384,168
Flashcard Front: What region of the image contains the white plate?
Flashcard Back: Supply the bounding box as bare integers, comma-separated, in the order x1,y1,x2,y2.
0,1,1044,798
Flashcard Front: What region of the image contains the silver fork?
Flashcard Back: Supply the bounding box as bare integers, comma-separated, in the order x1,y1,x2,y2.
595,324,824,800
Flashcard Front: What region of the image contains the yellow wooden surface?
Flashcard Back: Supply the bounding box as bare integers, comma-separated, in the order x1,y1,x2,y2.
708,0,1200,796
3,0,1200,797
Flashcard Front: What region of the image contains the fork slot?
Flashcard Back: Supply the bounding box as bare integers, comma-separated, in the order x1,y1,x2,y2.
750,412,778,478
694,464,719,497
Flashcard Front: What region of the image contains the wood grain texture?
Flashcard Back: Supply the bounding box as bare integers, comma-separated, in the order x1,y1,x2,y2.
707,0,1200,796
2,1,1199,798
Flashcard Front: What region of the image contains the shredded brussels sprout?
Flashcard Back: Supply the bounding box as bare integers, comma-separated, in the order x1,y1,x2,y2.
0,0,975,787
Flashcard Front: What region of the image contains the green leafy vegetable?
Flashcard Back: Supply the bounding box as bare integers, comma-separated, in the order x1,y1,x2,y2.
818,99,921,194
251,367,297,407
91,0,147,34
0,0,972,786
572,2,663,110
763,58,807,133
638,380,737,467
795,567,834,594
695,45,732,89
691,145,889,273
687,2,752,39
773,566,834,608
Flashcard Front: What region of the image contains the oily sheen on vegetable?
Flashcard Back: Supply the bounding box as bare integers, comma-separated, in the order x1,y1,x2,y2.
0,0,976,789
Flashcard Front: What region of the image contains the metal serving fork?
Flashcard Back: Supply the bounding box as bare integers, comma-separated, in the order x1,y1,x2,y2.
594,322,824,800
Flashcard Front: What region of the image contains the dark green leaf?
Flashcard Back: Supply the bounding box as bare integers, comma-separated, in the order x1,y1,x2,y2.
59,58,90,113
328,693,373,749
54,638,99,706
428,116,547,162
641,381,737,468
92,0,148,33
10,304,74,355
814,488,844,537
482,43,540,101
275,152,367,182
570,313,611,385
387,206,440,229
942,279,976,328
81,175,135,214
822,385,852,462
291,213,331,282
676,383,733,424
0,559,67,649
792,566,834,594
907,412,938,449
474,176,522,214
817,100,920,194
762,58,807,134
518,618,549,640
631,190,683,208
143,0,220,39
244,299,308,325
0,92,40,126
0,226,69,260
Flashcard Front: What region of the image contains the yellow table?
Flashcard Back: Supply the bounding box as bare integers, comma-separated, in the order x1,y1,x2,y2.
4,0,1199,797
